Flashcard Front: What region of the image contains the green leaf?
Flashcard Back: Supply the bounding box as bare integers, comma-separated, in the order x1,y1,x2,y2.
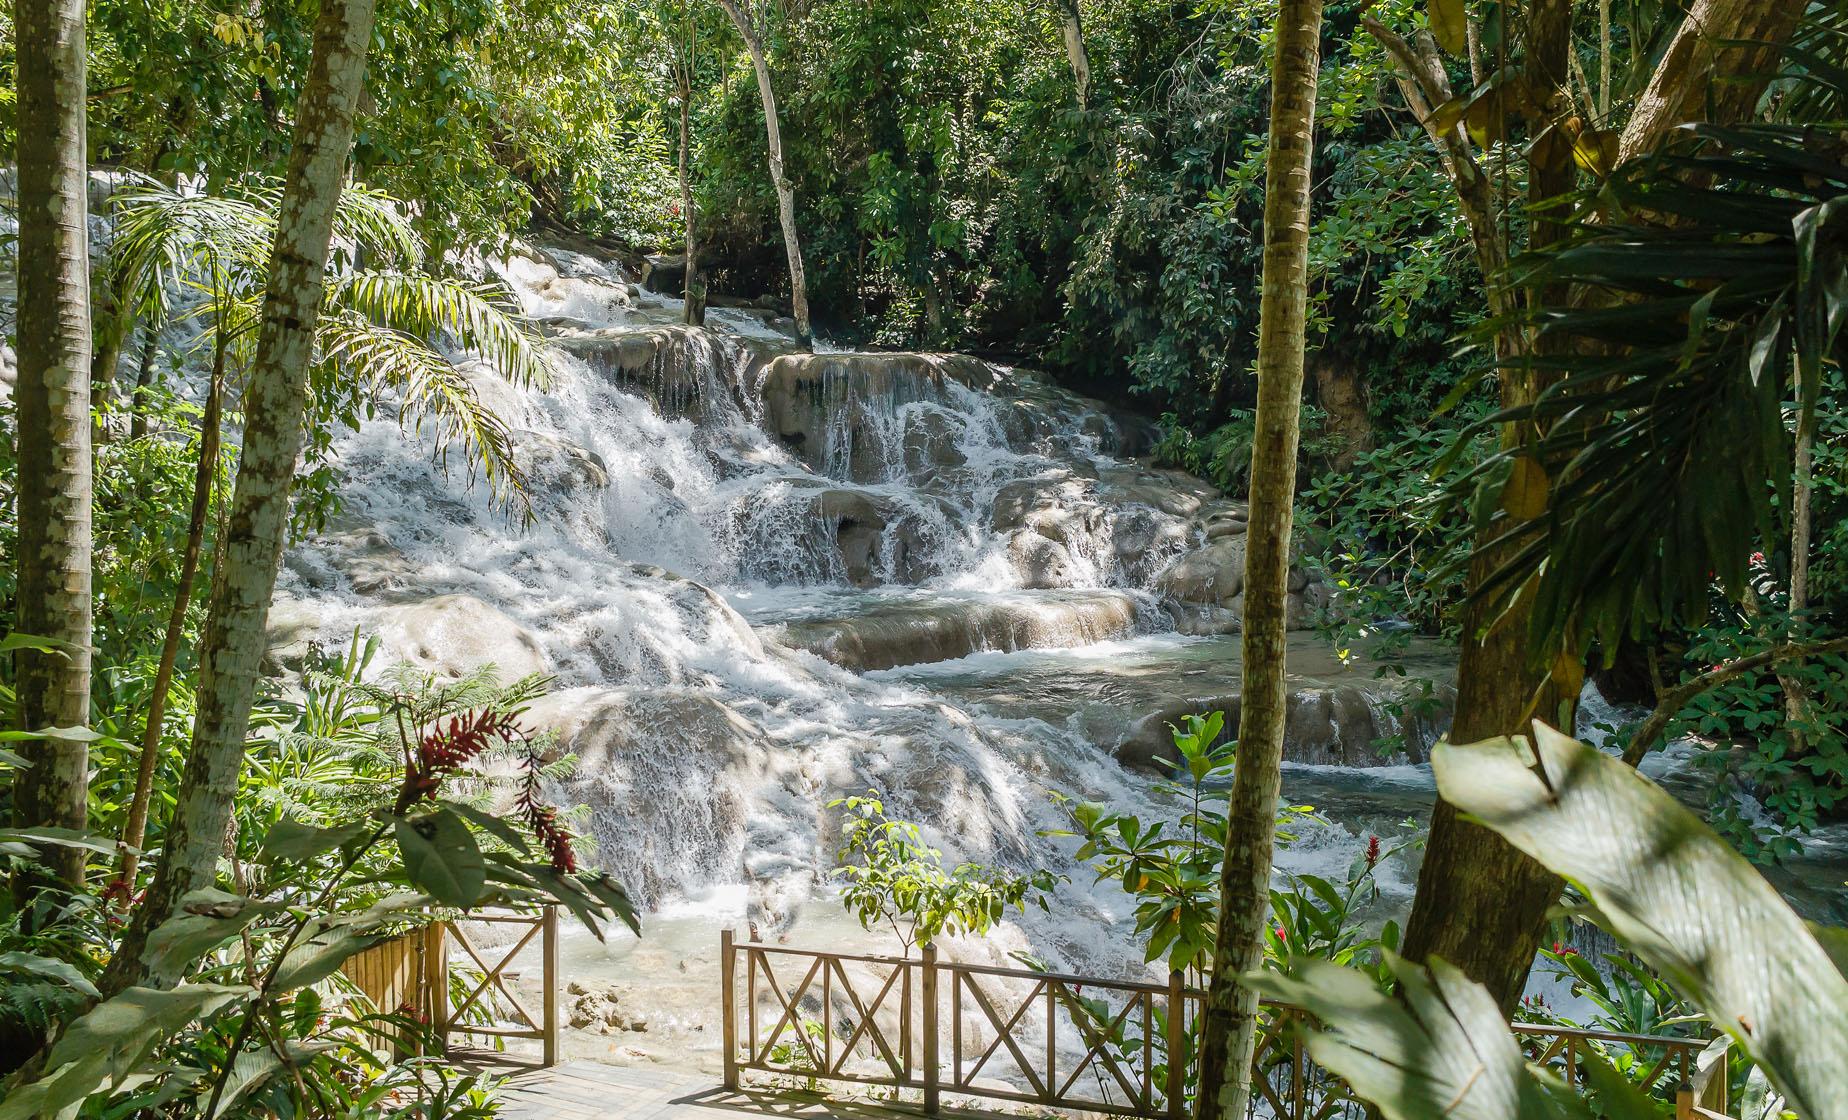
0,632,84,656
269,929,382,992
258,817,374,864
446,801,532,855
1428,0,1467,57
0,984,249,1120
1434,726,1848,1118
0,951,100,997
1245,955,1584,1120
576,872,642,937
0,725,103,743
396,809,485,908
143,890,281,979
0,827,125,855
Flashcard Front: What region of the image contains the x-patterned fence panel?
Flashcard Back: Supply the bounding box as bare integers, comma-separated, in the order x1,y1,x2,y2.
719,934,1728,1120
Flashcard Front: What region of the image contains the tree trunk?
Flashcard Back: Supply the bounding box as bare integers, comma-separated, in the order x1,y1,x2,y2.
128,330,159,441
1398,0,1579,1017
1053,0,1091,109
1372,0,1804,1014
1619,0,1806,162
116,336,223,884
1777,383,1816,755
713,0,811,346
677,30,705,327
1193,1,1323,1116
1307,350,1373,472
101,0,380,995
11,0,94,893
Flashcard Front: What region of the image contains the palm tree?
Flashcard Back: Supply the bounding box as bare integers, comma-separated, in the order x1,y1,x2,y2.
102,177,551,884
1193,0,1323,1116
11,0,94,893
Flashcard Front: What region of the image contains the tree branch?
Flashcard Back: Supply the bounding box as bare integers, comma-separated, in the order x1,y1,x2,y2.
1621,636,1848,767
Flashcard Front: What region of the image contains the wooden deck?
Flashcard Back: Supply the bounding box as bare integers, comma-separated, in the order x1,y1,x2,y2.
455,1054,933,1120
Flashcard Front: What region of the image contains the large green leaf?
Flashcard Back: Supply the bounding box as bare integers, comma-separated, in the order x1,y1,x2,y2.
1246,956,1585,1120
0,826,126,857
142,889,280,981
0,984,249,1120
395,808,485,908
1427,0,1468,57
0,951,100,998
1434,726,1848,1119
257,817,374,864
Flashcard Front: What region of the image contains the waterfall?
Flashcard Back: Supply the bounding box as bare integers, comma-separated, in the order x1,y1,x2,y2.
273,239,1452,985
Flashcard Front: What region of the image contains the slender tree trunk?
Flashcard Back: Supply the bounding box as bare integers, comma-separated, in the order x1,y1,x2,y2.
713,0,810,346
11,0,94,893
1398,0,1579,1016
101,0,379,995
127,330,159,440
1777,388,1816,755
1052,0,1091,109
1193,2,1322,1116
677,29,705,327
116,336,223,884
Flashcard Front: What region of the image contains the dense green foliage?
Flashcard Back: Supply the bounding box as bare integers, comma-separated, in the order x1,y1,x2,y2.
697,0,1476,435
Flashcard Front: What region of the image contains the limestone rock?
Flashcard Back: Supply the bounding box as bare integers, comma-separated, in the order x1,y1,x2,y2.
777,590,1145,671
1158,535,1246,606
371,594,549,681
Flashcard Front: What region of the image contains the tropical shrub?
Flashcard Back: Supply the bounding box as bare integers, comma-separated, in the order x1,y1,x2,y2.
830,792,1057,956
1248,727,1848,1120
1048,712,1328,979
0,657,634,1118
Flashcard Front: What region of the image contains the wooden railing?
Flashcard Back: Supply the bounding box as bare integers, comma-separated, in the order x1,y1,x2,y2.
719,934,1725,1120
339,907,560,1066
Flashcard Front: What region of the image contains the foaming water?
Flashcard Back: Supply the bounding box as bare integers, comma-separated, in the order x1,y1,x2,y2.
271,242,1425,1000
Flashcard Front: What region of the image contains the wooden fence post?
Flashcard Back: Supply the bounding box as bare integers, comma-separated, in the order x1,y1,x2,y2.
424,921,450,1056
721,928,739,1091
542,907,560,1067
1165,970,1184,1120
922,943,940,1116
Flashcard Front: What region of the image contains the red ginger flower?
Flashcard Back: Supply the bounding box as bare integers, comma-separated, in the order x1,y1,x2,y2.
396,708,522,813
1364,835,1381,867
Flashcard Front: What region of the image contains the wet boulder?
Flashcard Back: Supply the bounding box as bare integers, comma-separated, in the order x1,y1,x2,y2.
371,594,549,682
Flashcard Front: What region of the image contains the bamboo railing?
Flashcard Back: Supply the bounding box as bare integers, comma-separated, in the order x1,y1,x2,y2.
719,933,1727,1120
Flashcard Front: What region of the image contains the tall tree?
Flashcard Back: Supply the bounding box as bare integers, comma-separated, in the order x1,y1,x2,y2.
116,342,223,884
1051,0,1091,109
1366,0,1808,1011
11,0,94,892
712,0,811,345
671,0,705,326
1194,0,1324,1115
101,0,381,994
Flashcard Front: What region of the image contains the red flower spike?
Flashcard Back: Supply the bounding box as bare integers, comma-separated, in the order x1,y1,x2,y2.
1364,835,1381,867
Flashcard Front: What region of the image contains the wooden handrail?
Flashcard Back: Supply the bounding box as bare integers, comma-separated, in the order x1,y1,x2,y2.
339,907,561,1068
719,934,1717,1120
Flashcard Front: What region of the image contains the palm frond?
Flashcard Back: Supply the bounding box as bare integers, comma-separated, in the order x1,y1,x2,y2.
329,270,553,390
330,184,424,269
1443,119,1848,657
316,310,531,515
107,180,275,323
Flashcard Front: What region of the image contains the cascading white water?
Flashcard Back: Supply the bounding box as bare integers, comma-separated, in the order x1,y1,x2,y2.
267,241,1474,1022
